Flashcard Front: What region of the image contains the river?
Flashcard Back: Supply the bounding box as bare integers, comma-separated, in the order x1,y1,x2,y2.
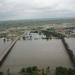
0,33,74,74
65,38,75,55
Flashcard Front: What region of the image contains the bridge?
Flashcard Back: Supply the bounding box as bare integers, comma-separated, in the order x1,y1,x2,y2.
0,36,20,67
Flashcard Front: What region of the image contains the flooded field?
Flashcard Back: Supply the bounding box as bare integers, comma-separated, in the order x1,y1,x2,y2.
65,38,75,55
0,33,73,74
0,38,11,58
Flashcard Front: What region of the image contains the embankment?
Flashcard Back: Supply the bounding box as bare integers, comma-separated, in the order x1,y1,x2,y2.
61,37,75,68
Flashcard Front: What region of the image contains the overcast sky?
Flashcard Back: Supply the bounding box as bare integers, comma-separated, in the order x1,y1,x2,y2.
0,0,75,20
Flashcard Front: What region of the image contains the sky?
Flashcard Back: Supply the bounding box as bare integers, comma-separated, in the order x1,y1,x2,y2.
0,0,75,20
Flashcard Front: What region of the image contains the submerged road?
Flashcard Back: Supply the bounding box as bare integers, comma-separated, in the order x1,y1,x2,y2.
0,36,20,67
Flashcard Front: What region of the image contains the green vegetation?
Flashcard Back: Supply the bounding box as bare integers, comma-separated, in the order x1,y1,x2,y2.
20,68,26,75
0,33,7,38
0,18,75,30
56,67,75,75
41,29,65,40
0,72,3,75
0,66,75,75
20,66,51,75
20,66,75,75
20,66,39,75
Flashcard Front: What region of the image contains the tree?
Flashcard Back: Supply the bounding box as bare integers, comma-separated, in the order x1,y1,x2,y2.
46,66,50,75
7,68,10,75
0,72,3,75
55,67,68,75
20,68,26,75
55,67,75,75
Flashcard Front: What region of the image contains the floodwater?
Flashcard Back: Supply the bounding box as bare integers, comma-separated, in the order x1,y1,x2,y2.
0,33,73,74
65,38,75,55
0,38,11,57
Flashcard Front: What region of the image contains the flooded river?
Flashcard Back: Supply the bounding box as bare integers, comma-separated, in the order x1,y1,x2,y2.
65,38,75,55
0,33,74,74
0,38,11,58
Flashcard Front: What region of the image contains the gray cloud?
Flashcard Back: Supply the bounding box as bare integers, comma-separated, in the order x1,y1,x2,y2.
0,0,75,20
